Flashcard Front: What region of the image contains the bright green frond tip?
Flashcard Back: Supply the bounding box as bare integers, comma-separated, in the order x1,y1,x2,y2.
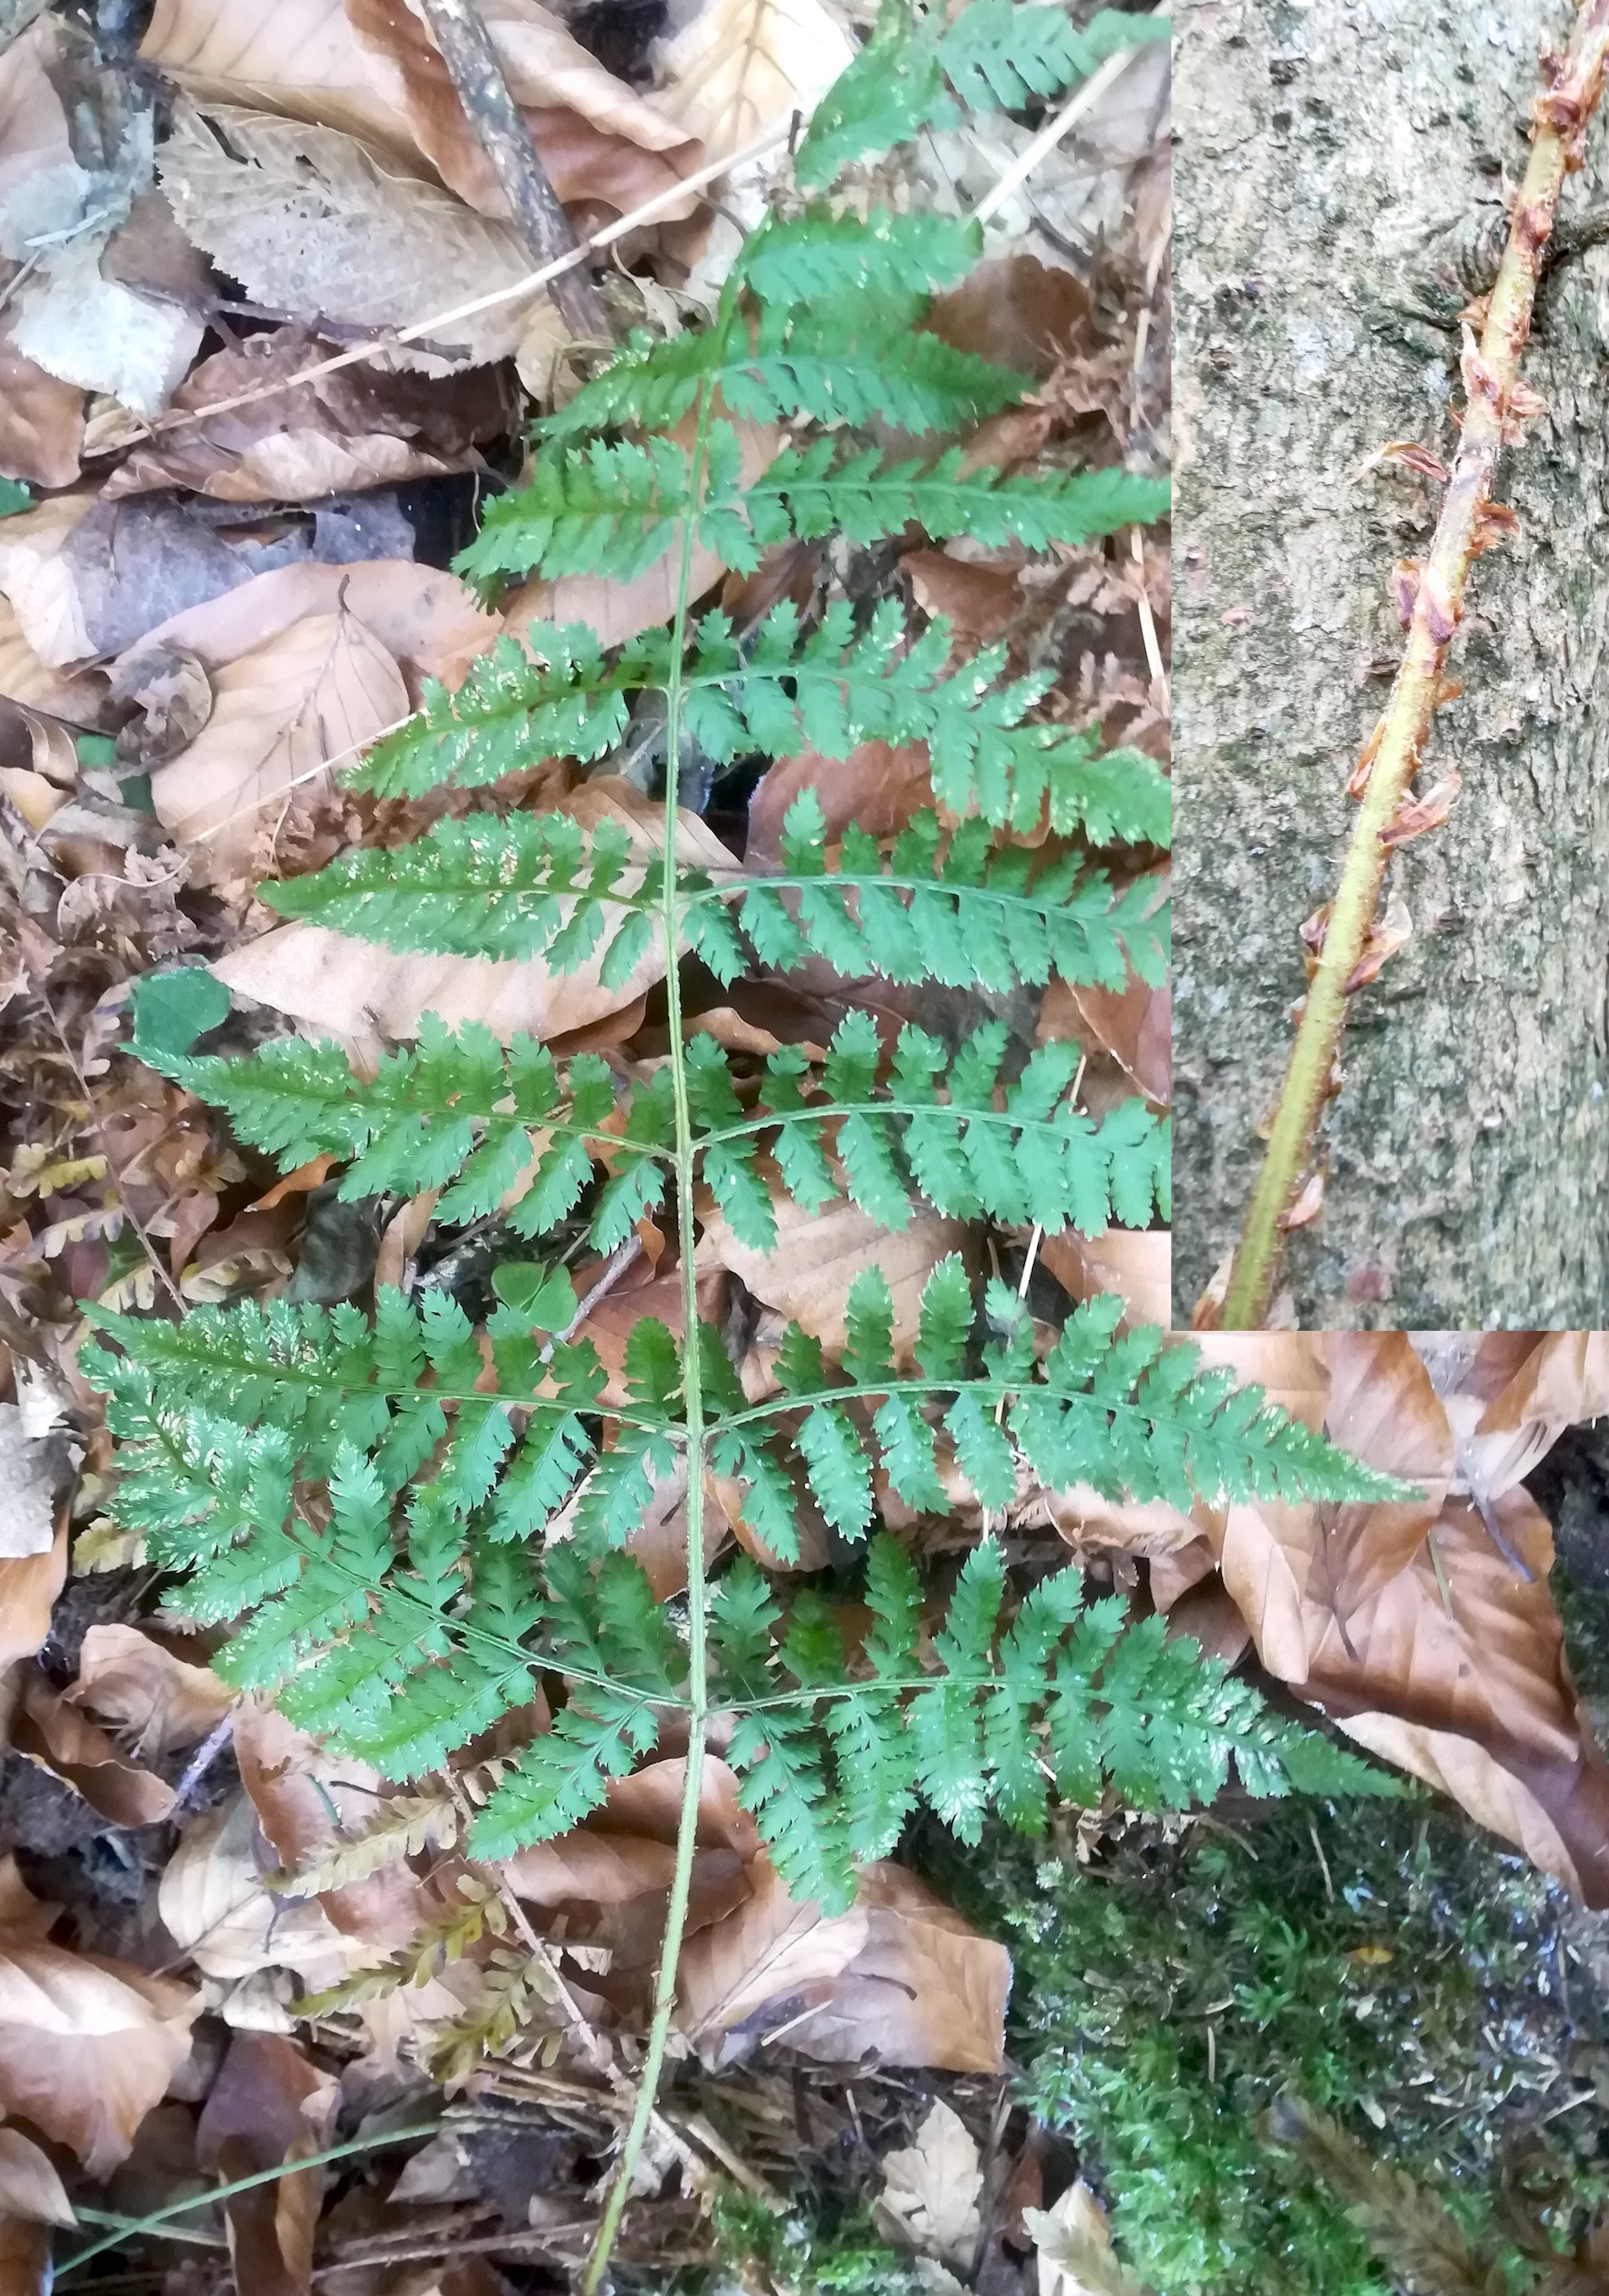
795,0,1171,190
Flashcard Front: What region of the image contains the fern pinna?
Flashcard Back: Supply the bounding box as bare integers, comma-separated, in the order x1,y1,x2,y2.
89,1,1403,2278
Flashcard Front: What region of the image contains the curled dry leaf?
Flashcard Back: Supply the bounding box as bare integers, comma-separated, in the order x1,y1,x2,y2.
148,601,410,885
142,0,699,225
1415,1330,1609,1512
105,332,517,504
676,1858,1009,2074
0,1525,65,1669
122,559,500,699
1190,1333,1450,1682
0,1853,198,2177
5,1662,176,1827
878,2099,984,2269
698,1190,970,1358
346,0,701,221
0,595,110,726
0,489,97,667
0,2129,74,2229
1026,2178,1155,2296
110,641,214,770
65,1623,234,1758
160,1793,351,1991
1189,1333,1609,1899
232,1698,438,1952
744,737,933,870
1040,944,1171,1109
197,2031,339,2296
157,104,537,372
651,0,855,165
0,332,83,489
1304,1494,1609,1904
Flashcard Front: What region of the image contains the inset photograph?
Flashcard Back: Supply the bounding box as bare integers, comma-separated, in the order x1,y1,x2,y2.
1174,0,1609,1329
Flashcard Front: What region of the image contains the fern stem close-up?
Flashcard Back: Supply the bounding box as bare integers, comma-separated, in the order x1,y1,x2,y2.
578,267,741,2296
1218,0,1609,1327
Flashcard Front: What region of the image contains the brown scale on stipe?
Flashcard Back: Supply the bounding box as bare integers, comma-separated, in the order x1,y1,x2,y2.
1216,0,1609,1330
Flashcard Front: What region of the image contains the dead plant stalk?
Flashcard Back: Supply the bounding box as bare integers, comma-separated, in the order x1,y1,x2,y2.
1221,0,1609,1328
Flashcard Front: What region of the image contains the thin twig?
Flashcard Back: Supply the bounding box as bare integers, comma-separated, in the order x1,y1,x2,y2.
169,1710,236,1813
1221,0,1609,1325
416,0,609,341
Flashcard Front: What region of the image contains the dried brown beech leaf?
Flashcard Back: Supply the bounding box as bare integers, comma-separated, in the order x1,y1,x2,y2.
1301,1494,1609,1903
124,559,500,699
902,548,1024,649
143,0,699,223
0,1854,199,2175
927,254,1100,384
0,333,83,489
232,1699,438,1952
0,2131,74,2230
0,491,98,667
156,104,537,372
348,0,701,220
698,1189,969,1358
677,1858,1008,2074
1414,1331,1609,1511
505,1754,757,1926
1039,936,1170,1108
149,603,410,885
197,2032,339,2296
6,1662,177,1828
0,598,110,727
105,331,516,503
650,0,854,165
0,2219,49,2296
0,1526,65,1669
879,2099,984,2269
1190,1334,1450,1680
65,1624,234,1759
504,418,780,649
159,1793,348,1988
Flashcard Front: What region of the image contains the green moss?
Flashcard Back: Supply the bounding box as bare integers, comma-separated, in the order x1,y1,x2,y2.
963,1799,1607,2296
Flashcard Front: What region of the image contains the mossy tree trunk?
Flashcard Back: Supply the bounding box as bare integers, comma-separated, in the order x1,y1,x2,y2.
1172,0,1609,1328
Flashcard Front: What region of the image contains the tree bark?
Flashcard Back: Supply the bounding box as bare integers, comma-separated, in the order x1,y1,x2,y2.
1173,0,1609,1330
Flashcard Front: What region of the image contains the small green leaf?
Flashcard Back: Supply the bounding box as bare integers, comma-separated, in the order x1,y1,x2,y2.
131,968,231,1062
490,1262,578,1332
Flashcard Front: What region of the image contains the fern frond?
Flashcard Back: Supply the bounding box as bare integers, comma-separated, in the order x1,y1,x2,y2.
794,0,1171,189
261,799,1165,993
749,441,1171,553
352,624,660,798
539,308,1027,441
708,1534,1401,1913
739,208,982,307
270,1789,461,1898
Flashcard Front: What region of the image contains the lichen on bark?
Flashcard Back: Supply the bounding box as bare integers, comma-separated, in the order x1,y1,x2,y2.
1173,0,1609,1329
